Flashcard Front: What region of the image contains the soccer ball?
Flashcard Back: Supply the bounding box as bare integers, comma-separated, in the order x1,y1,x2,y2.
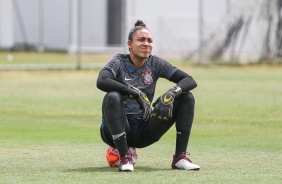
106,146,138,167
106,147,121,167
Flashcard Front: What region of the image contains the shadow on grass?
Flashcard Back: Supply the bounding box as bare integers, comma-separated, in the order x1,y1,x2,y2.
64,166,170,173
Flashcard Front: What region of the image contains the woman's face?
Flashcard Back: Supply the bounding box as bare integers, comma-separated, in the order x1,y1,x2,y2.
128,29,153,61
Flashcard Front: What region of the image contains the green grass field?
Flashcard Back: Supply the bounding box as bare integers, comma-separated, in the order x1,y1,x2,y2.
0,54,281,183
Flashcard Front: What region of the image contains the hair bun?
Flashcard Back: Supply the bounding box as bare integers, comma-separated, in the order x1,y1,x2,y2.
135,20,146,27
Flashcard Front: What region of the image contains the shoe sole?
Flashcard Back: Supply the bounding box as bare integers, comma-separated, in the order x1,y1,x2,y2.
119,169,133,172
119,165,134,172
172,166,200,171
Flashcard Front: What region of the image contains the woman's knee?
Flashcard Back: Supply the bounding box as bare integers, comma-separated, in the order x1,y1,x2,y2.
180,92,195,103
187,92,195,102
103,91,123,106
172,92,195,115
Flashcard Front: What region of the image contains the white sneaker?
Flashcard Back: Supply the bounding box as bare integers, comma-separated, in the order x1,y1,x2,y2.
118,151,134,172
172,152,200,171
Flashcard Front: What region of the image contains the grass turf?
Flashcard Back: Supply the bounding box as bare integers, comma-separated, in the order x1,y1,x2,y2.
0,63,281,183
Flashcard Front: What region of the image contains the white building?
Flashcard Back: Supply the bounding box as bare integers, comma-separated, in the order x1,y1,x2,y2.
0,0,281,61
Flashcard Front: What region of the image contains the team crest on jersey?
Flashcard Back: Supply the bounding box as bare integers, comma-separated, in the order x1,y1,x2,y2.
142,71,153,85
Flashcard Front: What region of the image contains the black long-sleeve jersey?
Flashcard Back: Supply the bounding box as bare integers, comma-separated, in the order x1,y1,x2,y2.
97,54,197,115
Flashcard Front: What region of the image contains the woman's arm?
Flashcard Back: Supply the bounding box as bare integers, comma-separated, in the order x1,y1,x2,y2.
96,69,138,98
169,69,197,92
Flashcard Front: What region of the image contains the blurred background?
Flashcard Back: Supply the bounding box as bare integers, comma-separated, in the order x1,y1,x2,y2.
0,0,281,70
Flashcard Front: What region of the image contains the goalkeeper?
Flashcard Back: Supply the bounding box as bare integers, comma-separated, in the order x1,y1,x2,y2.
97,20,200,172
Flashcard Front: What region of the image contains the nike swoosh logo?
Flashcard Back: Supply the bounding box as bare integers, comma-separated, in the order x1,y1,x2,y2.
163,95,172,103
125,77,132,81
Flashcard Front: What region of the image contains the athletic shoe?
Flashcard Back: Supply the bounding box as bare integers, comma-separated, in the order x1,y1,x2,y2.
118,151,134,172
171,152,200,171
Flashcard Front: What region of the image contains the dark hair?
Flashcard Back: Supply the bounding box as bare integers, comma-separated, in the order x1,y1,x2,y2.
128,20,149,41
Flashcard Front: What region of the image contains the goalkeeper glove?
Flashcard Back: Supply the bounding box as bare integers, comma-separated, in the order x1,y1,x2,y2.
152,86,182,120
128,85,151,121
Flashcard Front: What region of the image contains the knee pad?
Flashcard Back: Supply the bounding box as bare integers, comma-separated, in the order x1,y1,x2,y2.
104,91,123,107
182,92,195,103
174,92,195,132
103,91,125,118
102,92,128,135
